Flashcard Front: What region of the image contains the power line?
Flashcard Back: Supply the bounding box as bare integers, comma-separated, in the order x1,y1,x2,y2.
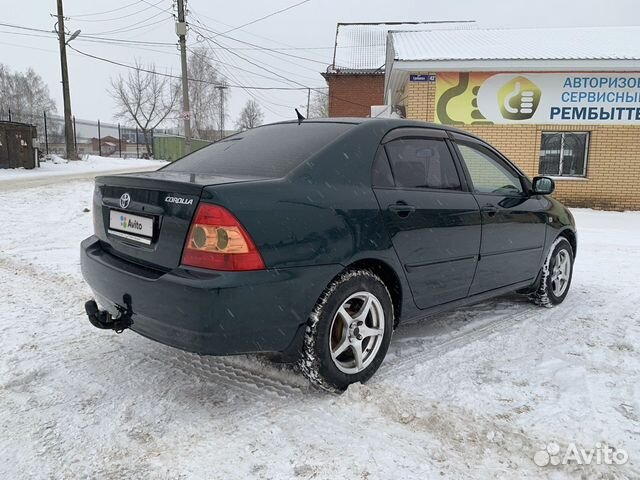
65,0,146,18
187,7,332,64
0,30,55,39
187,27,304,114
82,9,172,36
66,44,318,91
194,36,323,83
189,10,323,83
191,22,329,66
77,35,176,47
0,18,370,113
0,19,328,79
216,0,312,37
67,0,167,23
138,0,174,15
192,27,309,89
196,40,299,117
0,21,352,51
0,40,56,53
0,22,52,34
191,24,323,78
211,54,292,118
188,25,371,111
186,12,371,110
189,36,300,116
188,46,306,86
0,28,178,49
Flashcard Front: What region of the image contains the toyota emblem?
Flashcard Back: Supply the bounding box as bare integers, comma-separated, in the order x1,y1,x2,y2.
120,193,131,209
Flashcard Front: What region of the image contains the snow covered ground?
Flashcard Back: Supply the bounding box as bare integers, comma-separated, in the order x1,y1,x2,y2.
0,176,638,479
0,155,166,190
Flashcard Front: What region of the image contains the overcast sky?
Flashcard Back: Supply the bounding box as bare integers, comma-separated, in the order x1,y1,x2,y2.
2,0,639,128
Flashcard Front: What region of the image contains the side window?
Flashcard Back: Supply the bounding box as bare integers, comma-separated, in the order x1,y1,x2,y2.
384,138,461,190
372,147,394,187
456,142,523,195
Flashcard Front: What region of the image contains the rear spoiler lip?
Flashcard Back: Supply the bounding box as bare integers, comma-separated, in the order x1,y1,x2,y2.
94,171,268,196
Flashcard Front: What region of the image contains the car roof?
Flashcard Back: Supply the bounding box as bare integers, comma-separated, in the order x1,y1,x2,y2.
269,117,477,139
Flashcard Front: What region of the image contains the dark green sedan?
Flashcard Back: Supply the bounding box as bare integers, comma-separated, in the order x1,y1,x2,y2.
81,118,577,391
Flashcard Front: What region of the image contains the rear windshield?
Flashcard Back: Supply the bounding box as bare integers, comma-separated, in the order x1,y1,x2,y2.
163,122,354,178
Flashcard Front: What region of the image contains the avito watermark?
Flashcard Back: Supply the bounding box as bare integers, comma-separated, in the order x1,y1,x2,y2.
534,442,628,467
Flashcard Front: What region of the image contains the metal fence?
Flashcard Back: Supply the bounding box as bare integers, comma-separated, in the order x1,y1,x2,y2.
0,108,169,159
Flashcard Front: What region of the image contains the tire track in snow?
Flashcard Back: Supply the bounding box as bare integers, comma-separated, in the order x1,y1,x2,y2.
0,253,309,406
376,303,542,380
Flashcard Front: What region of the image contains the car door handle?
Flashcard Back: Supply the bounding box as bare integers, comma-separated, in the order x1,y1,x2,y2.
388,202,416,218
481,204,498,217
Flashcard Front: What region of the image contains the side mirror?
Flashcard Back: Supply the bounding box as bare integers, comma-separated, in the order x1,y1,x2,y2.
532,176,555,195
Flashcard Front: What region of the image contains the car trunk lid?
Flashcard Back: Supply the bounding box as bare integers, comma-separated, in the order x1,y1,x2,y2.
93,170,264,270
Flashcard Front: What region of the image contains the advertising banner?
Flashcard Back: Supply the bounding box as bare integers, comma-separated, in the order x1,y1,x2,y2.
434,72,640,125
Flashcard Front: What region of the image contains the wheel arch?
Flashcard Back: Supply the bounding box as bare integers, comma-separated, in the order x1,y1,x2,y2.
557,227,577,259
342,258,404,327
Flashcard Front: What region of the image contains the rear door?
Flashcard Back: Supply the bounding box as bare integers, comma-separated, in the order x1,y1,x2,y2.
373,129,482,310
451,135,547,293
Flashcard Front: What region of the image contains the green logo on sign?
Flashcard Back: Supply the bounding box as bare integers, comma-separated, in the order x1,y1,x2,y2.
498,76,542,120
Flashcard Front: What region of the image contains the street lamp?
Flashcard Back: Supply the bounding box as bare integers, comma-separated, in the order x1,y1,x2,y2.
67,29,81,44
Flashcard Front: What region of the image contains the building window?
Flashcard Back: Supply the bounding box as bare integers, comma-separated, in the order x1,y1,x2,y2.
539,132,589,177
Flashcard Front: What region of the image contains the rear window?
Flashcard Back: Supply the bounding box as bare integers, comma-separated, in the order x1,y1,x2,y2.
163,122,354,178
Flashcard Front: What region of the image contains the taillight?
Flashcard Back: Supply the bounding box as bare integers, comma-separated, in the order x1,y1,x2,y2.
181,203,265,271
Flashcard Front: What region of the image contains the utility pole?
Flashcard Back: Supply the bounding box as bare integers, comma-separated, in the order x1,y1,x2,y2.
216,85,227,140
56,0,77,160
306,88,311,118
176,0,192,154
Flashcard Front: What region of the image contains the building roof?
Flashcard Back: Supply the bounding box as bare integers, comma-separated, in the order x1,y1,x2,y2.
327,21,475,74
385,25,640,105
389,25,640,63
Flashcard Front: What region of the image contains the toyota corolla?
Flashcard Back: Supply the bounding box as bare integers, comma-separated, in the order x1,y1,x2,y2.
81,118,576,391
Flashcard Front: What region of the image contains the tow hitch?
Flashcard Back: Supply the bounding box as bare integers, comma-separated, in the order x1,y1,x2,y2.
84,294,133,333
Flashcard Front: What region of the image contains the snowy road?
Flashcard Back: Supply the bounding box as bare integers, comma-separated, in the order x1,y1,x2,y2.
1,179,639,479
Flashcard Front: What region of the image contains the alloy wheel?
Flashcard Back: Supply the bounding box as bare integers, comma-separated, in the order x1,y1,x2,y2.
550,249,571,297
328,291,385,374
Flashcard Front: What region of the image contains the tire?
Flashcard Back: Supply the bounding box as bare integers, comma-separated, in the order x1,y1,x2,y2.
298,269,394,392
530,237,574,307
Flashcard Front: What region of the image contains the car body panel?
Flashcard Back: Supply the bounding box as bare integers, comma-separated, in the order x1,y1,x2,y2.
468,193,547,294
92,171,267,270
81,118,577,356
81,236,342,355
374,187,481,309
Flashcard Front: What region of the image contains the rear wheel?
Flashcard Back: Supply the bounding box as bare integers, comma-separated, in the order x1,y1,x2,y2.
530,237,574,307
298,269,394,392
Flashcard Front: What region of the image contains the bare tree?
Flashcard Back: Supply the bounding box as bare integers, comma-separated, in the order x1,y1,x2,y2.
0,64,57,121
308,90,329,118
110,60,179,156
235,99,264,131
187,47,227,141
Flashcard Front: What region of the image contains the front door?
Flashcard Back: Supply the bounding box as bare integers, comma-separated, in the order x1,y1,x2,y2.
453,137,547,294
373,131,482,309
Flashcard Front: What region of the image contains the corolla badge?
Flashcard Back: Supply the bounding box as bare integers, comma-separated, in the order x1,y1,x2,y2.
120,193,131,209
165,195,194,206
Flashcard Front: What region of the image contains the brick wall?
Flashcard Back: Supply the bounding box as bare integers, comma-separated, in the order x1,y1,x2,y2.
324,74,385,117
405,77,640,210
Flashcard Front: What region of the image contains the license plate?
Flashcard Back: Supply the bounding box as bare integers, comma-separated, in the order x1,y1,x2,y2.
108,210,154,245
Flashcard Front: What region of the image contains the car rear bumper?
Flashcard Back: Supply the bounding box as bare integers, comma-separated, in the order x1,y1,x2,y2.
81,236,340,355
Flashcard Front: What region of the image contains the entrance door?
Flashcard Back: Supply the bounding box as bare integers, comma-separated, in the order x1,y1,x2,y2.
0,128,8,169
